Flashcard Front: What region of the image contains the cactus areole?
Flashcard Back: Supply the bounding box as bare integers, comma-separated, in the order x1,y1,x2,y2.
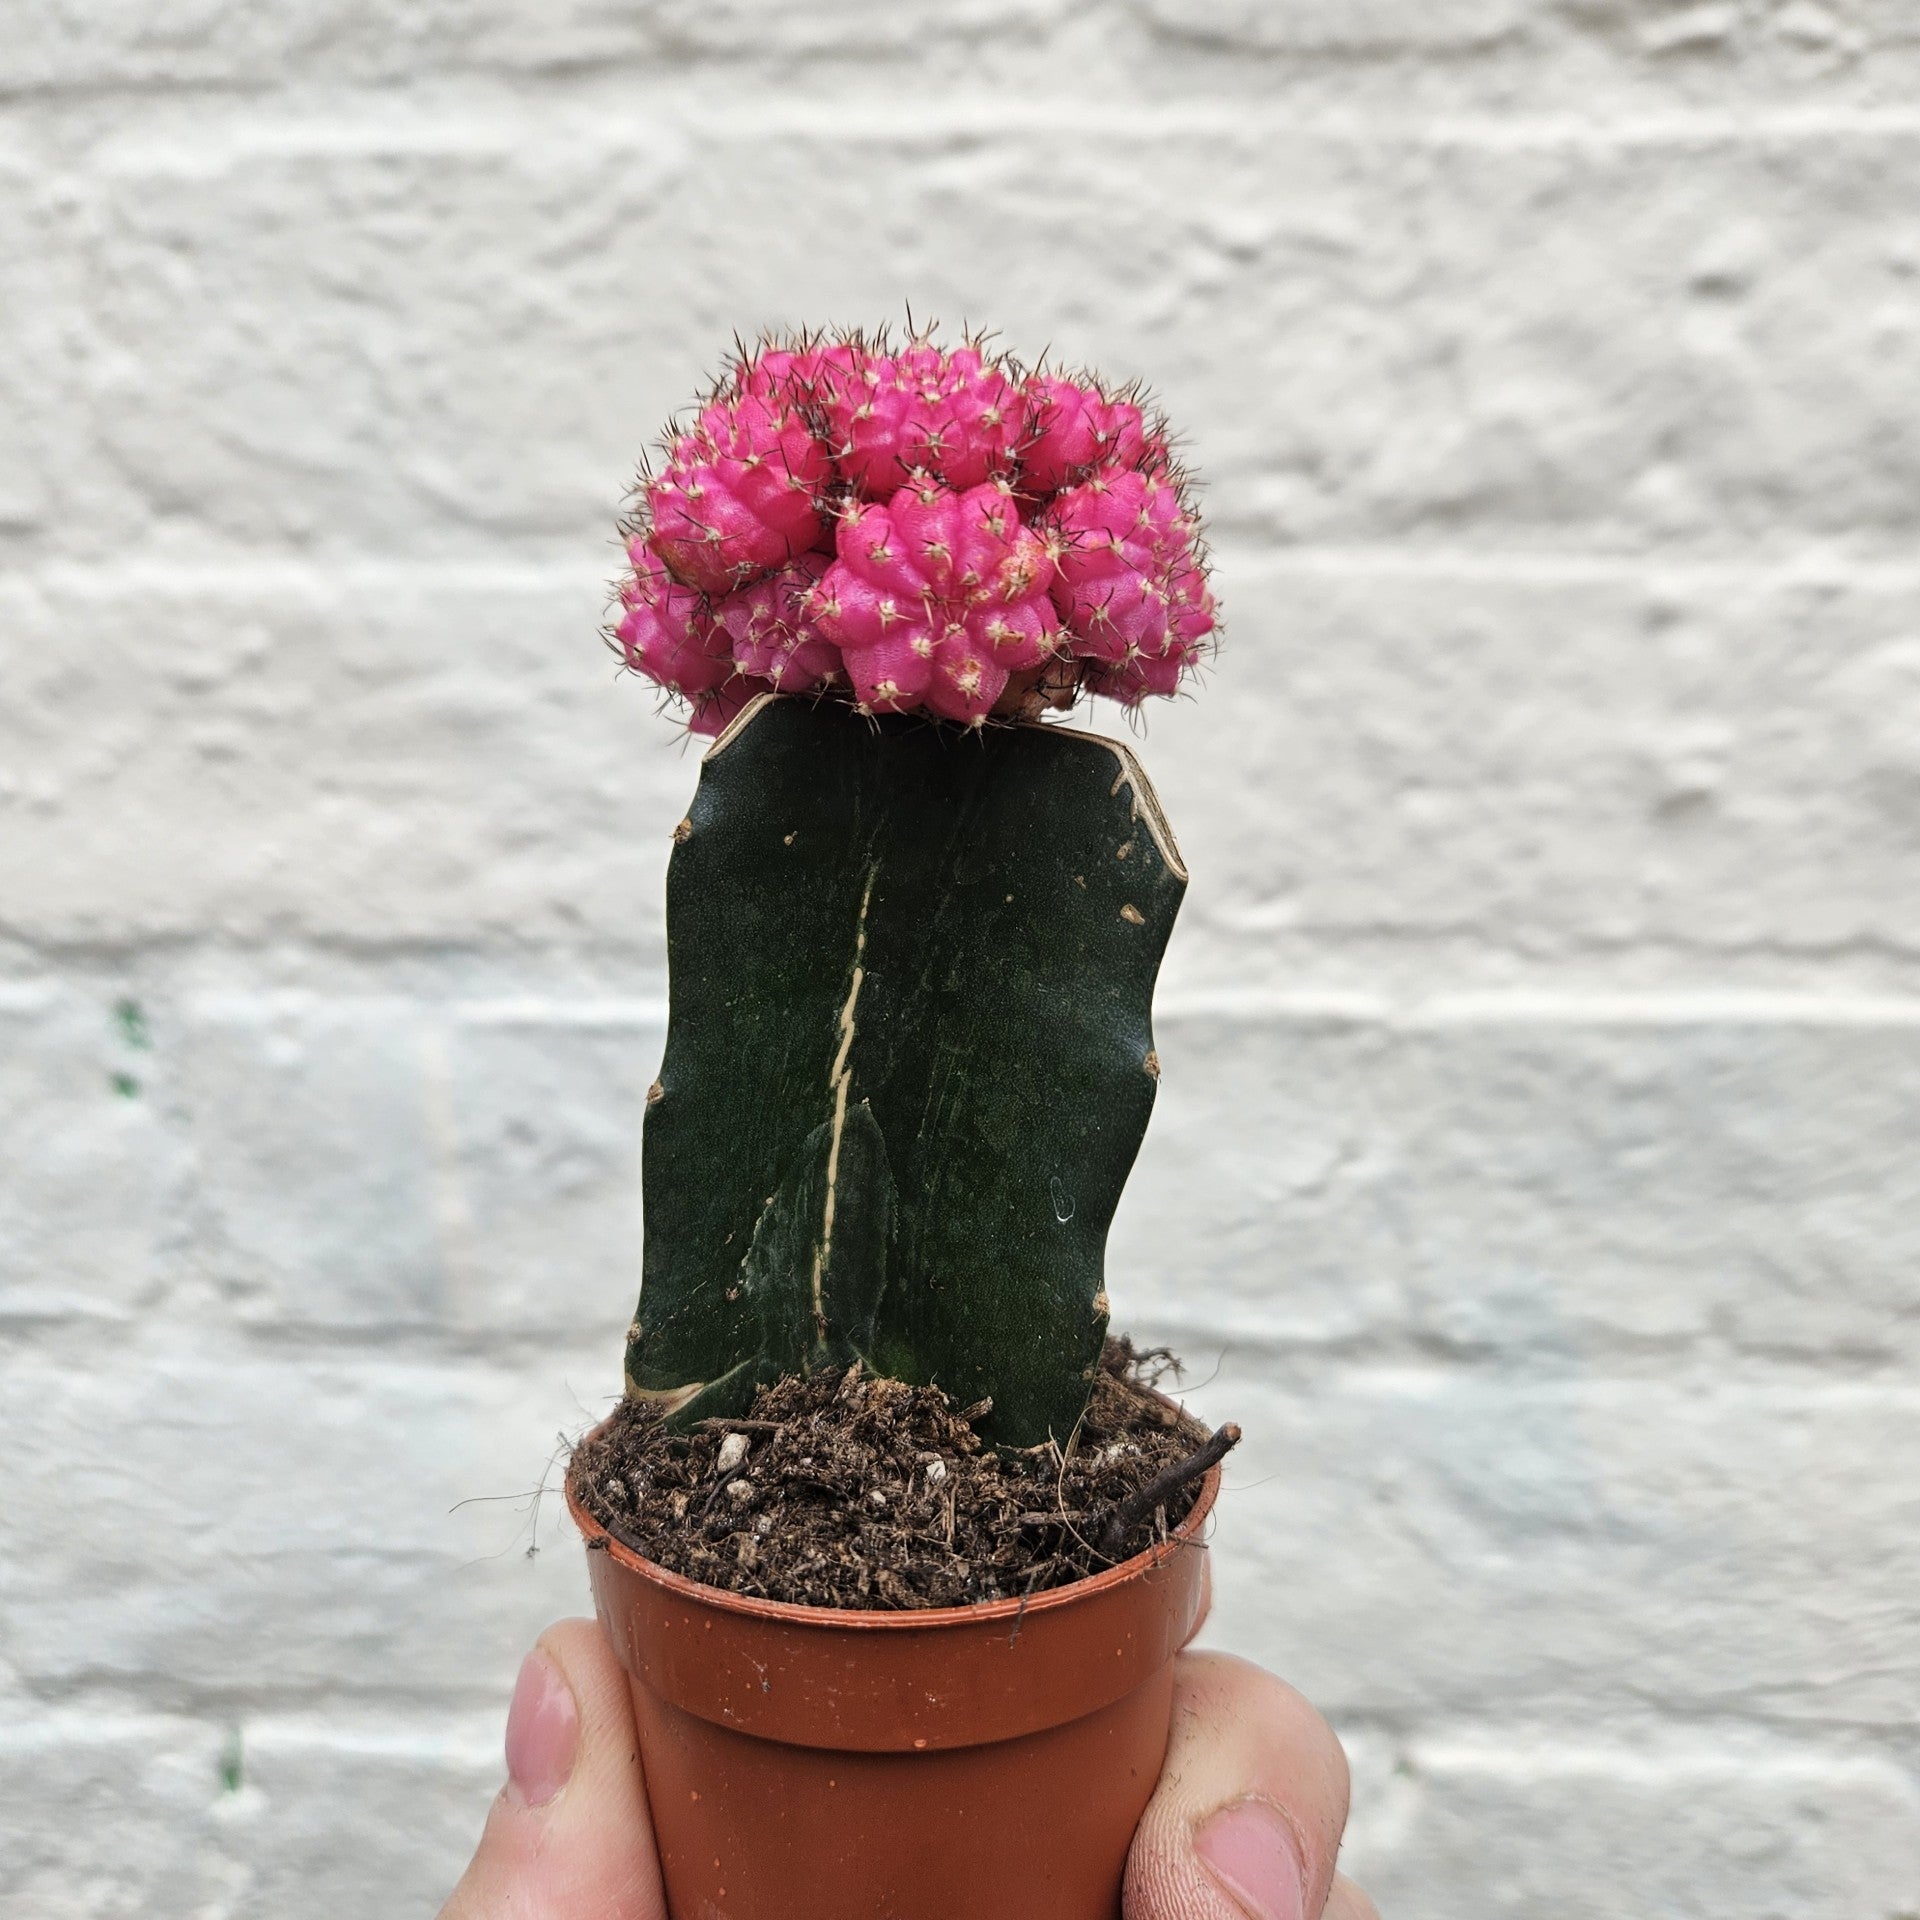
612,326,1217,1450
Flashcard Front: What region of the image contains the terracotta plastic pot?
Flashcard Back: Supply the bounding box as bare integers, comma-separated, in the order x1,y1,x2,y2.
568,1449,1217,1920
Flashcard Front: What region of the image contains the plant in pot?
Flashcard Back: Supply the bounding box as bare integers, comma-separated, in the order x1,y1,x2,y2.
567,325,1238,1920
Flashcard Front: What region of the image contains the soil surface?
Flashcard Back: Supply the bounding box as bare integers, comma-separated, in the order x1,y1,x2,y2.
569,1340,1219,1610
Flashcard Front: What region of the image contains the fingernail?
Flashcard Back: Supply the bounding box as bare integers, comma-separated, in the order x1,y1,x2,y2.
1195,1797,1307,1920
504,1648,578,1809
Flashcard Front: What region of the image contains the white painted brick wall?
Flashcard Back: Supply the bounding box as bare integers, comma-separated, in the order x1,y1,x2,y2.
3,6,1917,1914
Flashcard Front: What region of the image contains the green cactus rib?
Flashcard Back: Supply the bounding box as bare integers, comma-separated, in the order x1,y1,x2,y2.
624,694,1186,1447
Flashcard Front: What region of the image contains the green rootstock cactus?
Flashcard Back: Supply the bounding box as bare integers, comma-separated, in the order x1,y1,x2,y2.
611,325,1216,1447
625,695,1186,1447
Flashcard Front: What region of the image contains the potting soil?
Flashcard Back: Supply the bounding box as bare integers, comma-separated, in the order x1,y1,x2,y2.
569,1340,1216,1609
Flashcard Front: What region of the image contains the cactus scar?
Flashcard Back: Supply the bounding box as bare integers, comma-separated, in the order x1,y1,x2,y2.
812,863,878,1343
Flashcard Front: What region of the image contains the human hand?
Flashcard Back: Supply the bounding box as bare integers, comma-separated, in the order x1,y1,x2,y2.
438,1618,1375,1920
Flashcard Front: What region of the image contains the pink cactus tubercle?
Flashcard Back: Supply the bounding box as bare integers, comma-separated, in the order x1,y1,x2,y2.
812,478,1061,725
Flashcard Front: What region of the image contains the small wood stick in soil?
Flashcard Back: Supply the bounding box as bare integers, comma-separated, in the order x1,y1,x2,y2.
1096,1423,1240,1560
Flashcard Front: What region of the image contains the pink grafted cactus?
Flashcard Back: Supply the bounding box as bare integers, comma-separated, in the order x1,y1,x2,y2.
610,327,1216,730
685,680,759,737
615,544,734,699
1020,372,1155,495
813,480,1059,724
647,389,833,596
817,343,1028,499
739,339,861,405
716,553,839,695
1043,467,1215,680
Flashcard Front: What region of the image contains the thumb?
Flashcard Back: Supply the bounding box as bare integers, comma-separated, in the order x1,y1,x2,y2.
439,1618,667,1920
1126,1651,1354,1920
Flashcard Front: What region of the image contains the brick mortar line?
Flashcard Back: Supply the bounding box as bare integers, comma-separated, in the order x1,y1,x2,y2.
10,971,1920,1028
1207,542,1920,590
7,1663,1920,1756
4,1700,1912,1777
2,1675,537,1720
10,959,1920,998
1153,986,1920,1027
1328,1715,1920,1772
7,945,1920,991
1187,1336,1907,1397
6,1332,1918,1399
11,545,1920,598
11,87,1920,154
1114,1322,1920,1388
1169,923,1920,970
0,1705,501,1754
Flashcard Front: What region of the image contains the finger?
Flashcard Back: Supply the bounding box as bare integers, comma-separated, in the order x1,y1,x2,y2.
439,1618,667,1920
1322,1874,1381,1920
1125,1651,1351,1920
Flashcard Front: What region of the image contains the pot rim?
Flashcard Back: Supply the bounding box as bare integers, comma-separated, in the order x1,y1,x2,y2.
566,1423,1220,1635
